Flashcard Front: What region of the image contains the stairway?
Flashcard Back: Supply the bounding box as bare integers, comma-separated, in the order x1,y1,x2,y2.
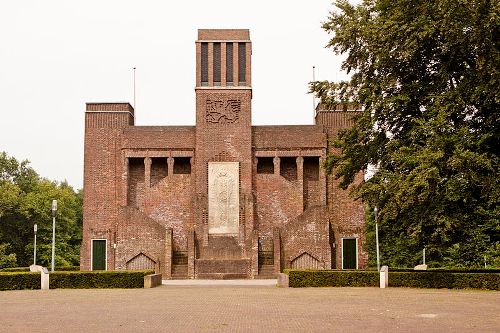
256,264,276,279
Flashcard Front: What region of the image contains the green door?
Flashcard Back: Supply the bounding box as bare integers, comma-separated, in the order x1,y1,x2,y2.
92,240,106,270
342,238,357,269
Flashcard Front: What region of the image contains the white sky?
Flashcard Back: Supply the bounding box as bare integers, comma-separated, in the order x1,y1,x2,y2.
0,1,351,189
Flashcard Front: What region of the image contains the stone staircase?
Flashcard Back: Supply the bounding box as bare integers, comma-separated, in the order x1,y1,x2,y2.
195,235,250,279
255,264,276,279
171,251,188,279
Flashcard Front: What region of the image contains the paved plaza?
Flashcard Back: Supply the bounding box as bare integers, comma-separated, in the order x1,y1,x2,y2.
0,283,499,332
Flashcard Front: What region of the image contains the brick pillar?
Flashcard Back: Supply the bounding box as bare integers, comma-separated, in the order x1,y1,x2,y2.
164,228,173,279
122,157,129,206
208,42,214,86
296,156,304,212
319,156,327,206
221,42,227,86
167,157,174,176
273,227,281,274
273,156,280,176
233,42,238,86
188,228,195,279
144,157,152,189
251,230,259,279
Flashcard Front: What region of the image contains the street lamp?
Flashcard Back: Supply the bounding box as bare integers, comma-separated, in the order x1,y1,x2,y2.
374,207,380,272
51,200,57,272
33,224,37,266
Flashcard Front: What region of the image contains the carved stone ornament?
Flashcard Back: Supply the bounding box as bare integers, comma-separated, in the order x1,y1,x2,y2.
208,162,239,234
206,99,241,124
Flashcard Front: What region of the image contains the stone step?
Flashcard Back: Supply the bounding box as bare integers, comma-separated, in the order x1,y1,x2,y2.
257,264,277,279
171,264,188,279
199,235,243,259
196,273,249,280
195,258,250,279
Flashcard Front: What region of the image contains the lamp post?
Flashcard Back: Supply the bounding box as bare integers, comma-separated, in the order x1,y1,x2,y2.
33,224,37,266
374,207,380,272
51,200,57,272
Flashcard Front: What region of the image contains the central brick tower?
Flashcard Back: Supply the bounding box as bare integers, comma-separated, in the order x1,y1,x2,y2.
193,29,255,277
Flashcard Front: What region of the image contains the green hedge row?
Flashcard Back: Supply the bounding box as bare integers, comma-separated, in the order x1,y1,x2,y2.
0,270,154,290
0,266,80,272
0,272,40,290
287,269,500,290
288,270,379,288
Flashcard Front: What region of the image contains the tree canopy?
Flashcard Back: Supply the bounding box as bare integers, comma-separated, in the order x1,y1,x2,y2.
0,152,82,268
312,0,499,267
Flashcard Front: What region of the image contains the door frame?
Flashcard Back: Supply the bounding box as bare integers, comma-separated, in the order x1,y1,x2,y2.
91,239,107,271
341,237,358,270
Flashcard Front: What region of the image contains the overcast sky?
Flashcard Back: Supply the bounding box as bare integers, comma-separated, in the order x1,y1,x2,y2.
0,1,351,189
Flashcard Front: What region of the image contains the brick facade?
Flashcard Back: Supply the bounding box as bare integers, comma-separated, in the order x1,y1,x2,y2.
81,29,367,278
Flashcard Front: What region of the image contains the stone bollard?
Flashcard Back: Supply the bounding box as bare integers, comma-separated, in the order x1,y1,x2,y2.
30,264,50,290
277,273,289,288
380,265,388,288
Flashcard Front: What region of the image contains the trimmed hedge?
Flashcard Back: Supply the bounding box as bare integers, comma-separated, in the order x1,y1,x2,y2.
287,269,500,290
0,266,80,272
390,271,500,290
0,270,154,290
49,270,154,289
288,270,378,288
0,272,40,290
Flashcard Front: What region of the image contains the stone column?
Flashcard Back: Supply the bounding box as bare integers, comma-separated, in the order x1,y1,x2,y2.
164,228,173,279
273,227,281,275
144,157,152,189
273,156,280,176
167,157,174,176
296,156,304,212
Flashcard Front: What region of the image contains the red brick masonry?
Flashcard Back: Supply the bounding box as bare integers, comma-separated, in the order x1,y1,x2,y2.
81,29,367,278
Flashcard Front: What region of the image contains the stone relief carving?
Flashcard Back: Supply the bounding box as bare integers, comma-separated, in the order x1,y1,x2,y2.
206,99,241,124
208,162,239,234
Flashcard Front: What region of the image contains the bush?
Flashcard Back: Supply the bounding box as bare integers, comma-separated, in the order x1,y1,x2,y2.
49,270,154,289
0,270,154,290
389,272,500,290
286,269,500,290
288,270,378,288
0,272,40,290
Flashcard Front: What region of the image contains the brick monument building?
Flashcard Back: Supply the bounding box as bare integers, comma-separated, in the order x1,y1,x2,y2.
81,29,367,278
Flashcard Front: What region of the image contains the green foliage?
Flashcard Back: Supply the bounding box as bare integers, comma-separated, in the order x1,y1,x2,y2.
0,266,80,272
0,152,82,267
390,272,500,290
0,270,153,290
49,270,154,289
0,272,39,290
287,269,500,290
0,243,17,268
288,269,378,287
312,0,500,267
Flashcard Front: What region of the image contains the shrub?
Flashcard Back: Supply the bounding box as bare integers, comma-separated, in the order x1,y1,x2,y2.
288,270,378,288
50,270,154,289
0,272,40,290
286,269,500,290
0,270,154,290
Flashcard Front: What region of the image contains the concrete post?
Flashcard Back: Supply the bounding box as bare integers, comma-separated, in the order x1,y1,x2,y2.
380,265,388,288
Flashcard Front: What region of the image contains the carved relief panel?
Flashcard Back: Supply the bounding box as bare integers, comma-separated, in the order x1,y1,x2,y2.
208,162,239,234
206,99,241,124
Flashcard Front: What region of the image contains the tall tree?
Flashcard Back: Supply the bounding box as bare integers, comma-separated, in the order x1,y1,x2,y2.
312,0,499,267
0,152,82,268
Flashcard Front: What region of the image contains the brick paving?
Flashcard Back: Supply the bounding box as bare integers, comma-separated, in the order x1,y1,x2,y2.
0,286,499,332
